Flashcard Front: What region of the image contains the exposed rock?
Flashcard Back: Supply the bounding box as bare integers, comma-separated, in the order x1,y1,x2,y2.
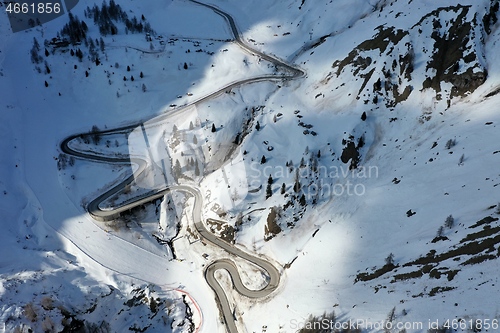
331,25,414,108
327,3,494,106
483,0,500,34
340,141,360,170
420,5,487,98
264,206,282,241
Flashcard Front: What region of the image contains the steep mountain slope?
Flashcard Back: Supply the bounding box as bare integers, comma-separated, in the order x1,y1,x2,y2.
213,0,500,331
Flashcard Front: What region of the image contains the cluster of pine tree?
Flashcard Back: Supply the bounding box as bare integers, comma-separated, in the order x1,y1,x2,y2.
83,0,155,36
72,48,84,61
187,157,200,176
30,38,43,64
86,37,105,62
57,153,75,170
173,157,200,178
60,13,88,45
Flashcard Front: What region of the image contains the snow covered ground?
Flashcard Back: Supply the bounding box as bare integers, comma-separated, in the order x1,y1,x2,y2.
1,0,500,332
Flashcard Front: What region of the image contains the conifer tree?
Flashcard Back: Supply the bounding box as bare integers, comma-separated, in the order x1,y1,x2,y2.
266,183,272,199
293,169,301,193
173,159,181,178
99,37,105,52
194,160,200,176
444,215,454,229
299,194,306,206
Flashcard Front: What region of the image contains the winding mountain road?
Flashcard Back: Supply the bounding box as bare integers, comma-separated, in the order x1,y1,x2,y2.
61,1,304,332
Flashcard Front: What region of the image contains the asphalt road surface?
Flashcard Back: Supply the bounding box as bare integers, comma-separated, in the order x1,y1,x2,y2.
61,1,304,332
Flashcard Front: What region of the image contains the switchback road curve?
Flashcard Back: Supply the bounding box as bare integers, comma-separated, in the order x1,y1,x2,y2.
61,1,304,332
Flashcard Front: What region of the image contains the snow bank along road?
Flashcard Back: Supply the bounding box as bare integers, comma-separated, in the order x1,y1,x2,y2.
61,1,304,332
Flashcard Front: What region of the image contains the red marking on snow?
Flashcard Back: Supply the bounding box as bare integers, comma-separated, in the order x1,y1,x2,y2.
162,286,203,333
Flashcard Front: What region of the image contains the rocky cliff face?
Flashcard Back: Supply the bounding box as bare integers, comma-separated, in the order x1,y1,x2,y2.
323,1,499,108
419,5,487,99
